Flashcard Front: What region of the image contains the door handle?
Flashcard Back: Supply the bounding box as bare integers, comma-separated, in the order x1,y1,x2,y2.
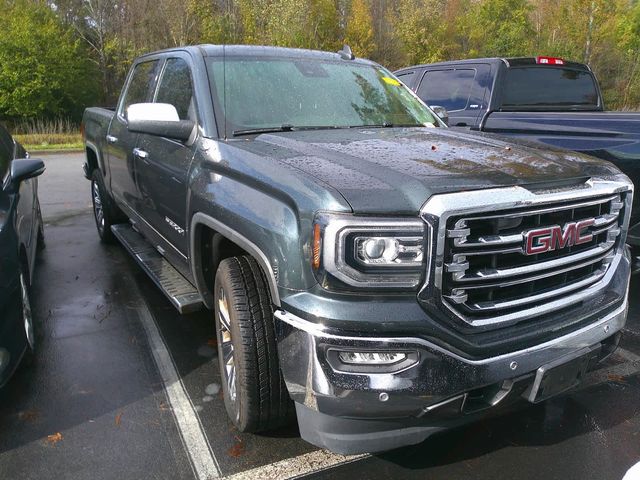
133,148,149,160
106,135,118,144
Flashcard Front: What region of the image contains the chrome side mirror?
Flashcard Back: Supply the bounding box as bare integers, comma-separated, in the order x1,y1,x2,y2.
126,103,195,142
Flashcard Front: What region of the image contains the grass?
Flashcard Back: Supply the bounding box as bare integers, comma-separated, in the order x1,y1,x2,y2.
20,141,84,151
12,118,83,152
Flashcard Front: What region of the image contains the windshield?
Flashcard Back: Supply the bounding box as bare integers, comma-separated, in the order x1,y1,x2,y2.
207,56,439,136
501,67,600,110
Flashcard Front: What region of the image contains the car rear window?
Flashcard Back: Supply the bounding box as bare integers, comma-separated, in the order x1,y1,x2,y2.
501,67,599,110
417,69,476,111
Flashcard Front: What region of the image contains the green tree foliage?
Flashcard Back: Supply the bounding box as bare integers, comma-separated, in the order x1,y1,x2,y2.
0,0,97,120
466,0,534,57
2,0,640,122
345,0,376,57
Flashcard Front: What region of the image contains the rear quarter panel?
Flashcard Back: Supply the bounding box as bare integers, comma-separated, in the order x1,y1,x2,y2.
83,107,115,175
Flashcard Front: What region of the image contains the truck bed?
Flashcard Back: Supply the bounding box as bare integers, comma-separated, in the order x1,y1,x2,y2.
83,107,115,147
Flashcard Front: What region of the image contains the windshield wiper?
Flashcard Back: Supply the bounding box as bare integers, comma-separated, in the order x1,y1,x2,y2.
232,123,425,137
233,124,354,137
352,123,425,128
233,125,295,137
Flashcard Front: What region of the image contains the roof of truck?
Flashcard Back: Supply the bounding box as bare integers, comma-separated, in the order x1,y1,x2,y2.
395,57,591,73
136,44,378,67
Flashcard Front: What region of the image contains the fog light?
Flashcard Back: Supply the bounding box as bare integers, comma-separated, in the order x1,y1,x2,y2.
327,348,420,373
338,351,407,365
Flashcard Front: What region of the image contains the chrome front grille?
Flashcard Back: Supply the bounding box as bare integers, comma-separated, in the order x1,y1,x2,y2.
442,194,623,323
420,180,632,329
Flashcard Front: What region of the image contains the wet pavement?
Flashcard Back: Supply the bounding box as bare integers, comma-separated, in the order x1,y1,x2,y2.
0,152,639,480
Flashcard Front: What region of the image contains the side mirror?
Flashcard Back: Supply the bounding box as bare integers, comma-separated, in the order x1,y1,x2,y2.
430,105,449,126
126,103,195,142
10,159,45,190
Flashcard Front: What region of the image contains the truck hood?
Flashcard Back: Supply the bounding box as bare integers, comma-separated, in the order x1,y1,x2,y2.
229,127,622,214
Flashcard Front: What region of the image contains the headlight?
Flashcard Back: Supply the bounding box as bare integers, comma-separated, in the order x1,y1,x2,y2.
312,214,428,289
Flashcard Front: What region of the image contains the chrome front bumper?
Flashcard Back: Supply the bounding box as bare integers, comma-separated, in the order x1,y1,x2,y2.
275,294,629,453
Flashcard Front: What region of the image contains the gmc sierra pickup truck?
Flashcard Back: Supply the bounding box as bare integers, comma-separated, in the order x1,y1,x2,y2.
82,45,634,455
395,57,640,249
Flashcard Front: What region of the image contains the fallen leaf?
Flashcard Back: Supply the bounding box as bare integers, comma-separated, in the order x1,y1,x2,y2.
46,432,63,445
115,412,123,426
228,438,245,458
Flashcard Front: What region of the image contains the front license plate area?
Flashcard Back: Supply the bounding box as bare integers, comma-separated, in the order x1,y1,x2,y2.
526,346,599,404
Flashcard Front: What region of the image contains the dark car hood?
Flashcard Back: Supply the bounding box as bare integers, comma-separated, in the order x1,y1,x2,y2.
229,127,621,213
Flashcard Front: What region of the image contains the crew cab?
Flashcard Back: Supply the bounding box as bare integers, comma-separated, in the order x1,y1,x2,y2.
395,57,640,249
82,45,634,454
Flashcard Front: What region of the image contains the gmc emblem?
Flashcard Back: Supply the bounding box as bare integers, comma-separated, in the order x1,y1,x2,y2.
524,219,595,255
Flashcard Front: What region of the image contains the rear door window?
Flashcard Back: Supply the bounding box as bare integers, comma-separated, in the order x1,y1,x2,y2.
119,60,160,117
501,67,599,109
155,58,196,121
417,69,476,111
396,71,418,89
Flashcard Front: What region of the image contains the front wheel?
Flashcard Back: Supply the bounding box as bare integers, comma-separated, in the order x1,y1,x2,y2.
214,256,292,432
91,169,119,243
19,268,35,360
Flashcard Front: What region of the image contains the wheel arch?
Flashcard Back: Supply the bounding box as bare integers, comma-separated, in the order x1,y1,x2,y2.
190,212,281,309
85,141,104,174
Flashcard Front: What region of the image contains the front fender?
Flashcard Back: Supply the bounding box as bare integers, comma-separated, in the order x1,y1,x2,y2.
187,139,351,308
190,212,283,306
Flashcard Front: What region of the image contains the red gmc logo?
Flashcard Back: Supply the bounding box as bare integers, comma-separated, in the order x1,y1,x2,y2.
524,219,595,255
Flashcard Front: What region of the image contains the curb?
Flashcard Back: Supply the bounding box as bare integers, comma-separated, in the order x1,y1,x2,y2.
29,149,84,155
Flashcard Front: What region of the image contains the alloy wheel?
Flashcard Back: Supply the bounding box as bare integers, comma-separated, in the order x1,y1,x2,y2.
218,287,238,412
20,271,35,351
92,180,104,233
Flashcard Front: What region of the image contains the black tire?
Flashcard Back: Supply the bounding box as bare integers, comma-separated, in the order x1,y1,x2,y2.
91,169,122,244
214,255,292,432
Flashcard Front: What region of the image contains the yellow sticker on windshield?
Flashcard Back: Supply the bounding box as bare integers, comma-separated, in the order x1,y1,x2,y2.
382,77,401,86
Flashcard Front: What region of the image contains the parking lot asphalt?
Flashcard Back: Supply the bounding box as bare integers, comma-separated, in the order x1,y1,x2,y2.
0,152,638,480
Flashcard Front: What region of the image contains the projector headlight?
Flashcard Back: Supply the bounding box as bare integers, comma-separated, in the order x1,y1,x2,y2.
312,214,428,289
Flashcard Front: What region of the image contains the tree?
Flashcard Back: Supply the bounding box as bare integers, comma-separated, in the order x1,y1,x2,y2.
465,0,534,57
344,0,376,57
614,0,640,108
394,0,470,65
0,0,97,120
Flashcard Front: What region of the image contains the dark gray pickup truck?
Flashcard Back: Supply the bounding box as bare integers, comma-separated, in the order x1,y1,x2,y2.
395,57,640,249
82,45,634,454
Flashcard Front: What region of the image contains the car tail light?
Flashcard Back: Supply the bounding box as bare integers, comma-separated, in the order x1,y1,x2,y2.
537,56,565,65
